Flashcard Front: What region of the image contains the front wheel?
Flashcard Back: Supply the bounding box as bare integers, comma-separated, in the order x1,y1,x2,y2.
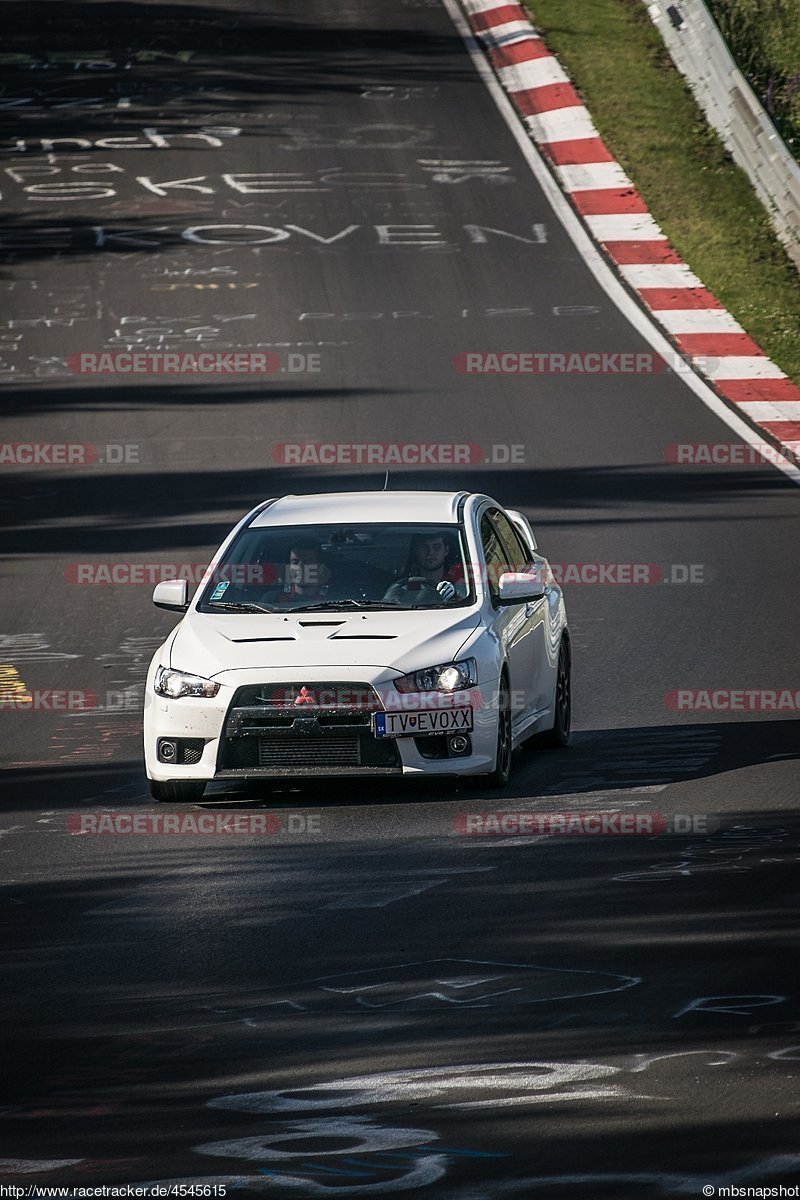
148,779,207,803
486,677,513,787
541,638,571,748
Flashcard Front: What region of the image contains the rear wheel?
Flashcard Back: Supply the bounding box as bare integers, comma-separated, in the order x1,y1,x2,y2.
541,638,571,748
148,779,207,803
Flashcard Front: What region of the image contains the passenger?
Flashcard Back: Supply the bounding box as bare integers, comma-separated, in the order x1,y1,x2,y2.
276,540,332,606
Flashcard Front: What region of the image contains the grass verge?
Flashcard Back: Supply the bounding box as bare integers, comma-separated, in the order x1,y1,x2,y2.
524,0,800,385
706,0,800,157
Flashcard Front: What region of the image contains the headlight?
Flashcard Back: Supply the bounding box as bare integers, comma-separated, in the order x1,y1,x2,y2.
154,666,220,699
394,658,477,694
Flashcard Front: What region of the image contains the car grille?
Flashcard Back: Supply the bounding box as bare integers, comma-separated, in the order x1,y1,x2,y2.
217,681,400,773
258,736,361,767
232,682,380,712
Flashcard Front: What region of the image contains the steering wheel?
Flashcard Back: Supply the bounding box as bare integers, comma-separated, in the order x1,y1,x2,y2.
382,576,444,606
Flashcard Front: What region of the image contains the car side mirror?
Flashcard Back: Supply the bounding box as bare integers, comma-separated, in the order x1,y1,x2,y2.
497,571,545,605
153,579,189,612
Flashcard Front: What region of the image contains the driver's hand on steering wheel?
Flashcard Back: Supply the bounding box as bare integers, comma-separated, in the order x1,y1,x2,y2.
383,576,442,605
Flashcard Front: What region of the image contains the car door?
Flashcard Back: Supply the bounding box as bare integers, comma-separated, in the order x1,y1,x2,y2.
479,508,537,730
489,507,550,722
503,512,563,716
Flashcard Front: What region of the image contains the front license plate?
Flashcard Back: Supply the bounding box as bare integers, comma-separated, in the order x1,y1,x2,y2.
373,707,474,738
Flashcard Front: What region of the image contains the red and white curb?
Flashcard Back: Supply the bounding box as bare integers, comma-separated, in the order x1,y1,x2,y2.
459,0,800,461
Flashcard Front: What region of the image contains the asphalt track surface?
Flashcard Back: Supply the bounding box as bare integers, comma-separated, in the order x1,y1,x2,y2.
1,1,799,1196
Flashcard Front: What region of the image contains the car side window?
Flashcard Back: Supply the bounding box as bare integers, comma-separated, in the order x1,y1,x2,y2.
480,512,510,595
489,509,530,571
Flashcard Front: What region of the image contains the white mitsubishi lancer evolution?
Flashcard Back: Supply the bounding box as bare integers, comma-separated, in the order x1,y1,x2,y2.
143,491,570,800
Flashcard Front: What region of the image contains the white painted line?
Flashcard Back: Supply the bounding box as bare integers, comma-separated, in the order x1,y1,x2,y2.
498,56,569,92
442,0,800,486
656,309,746,334
701,357,786,380
737,400,800,420
619,262,704,289
0,1160,85,1174
584,212,665,241
524,107,597,142
444,1087,631,1108
325,880,449,909
556,162,634,191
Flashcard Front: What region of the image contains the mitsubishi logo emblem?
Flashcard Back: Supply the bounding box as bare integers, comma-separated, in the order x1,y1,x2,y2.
294,686,315,706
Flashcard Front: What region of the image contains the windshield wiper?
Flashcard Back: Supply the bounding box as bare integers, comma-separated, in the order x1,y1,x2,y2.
290,599,403,612
207,601,278,614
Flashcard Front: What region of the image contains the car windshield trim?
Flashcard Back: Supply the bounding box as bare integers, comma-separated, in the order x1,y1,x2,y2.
290,599,404,612
195,521,475,613
206,601,278,614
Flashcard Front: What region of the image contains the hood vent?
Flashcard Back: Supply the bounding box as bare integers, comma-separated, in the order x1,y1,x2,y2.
229,636,296,644
331,633,397,640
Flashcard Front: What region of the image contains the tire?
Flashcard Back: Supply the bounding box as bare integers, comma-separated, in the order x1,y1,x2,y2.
486,675,513,787
541,637,571,748
148,779,207,803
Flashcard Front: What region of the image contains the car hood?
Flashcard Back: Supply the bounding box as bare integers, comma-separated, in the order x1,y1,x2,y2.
169,608,482,679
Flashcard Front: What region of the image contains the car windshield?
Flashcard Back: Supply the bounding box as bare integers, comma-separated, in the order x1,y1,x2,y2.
197,522,475,613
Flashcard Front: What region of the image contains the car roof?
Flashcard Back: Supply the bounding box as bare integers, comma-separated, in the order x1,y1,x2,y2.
250,491,471,527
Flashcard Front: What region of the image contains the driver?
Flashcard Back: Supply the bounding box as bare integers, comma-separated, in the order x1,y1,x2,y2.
383,532,466,605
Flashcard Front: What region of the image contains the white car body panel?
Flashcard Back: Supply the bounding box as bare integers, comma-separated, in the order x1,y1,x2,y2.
167,608,482,678
143,491,568,788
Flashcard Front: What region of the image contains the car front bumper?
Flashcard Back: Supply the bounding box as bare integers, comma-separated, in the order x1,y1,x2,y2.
143,665,500,783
